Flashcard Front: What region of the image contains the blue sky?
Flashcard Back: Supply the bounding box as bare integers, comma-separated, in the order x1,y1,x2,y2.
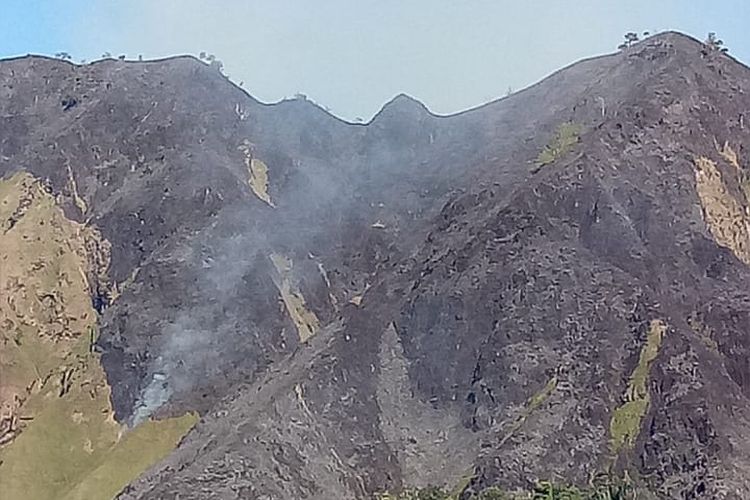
1,1,748,120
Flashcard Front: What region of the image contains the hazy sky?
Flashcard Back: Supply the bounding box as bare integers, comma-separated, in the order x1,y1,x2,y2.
1,1,748,120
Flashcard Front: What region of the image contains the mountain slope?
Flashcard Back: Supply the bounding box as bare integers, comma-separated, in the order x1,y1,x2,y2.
0,172,197,499
2,32,750,499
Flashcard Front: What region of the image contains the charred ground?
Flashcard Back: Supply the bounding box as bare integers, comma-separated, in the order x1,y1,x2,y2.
1,32,750,499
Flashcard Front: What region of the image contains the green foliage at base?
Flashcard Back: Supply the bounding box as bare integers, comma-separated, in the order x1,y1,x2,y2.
530,478,634,500
535,122,582,167
472,487,511,499
377,475,635,500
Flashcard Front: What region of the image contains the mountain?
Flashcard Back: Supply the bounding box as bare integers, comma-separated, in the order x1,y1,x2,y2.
1,31,750,499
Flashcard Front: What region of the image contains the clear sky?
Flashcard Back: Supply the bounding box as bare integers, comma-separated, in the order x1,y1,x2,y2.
1,1,748,120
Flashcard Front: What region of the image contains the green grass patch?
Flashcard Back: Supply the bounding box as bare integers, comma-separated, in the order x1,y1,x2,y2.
609,398,650,452
609,319,666,455
61,412,199,500
626,323,664,402
535,122,582,168
0,349,198,500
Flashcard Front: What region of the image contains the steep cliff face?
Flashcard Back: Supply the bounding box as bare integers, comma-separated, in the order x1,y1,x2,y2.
1,32,750,499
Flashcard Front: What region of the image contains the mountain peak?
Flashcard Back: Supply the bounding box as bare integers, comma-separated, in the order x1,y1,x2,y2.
629,30,712,56
372,93,431,122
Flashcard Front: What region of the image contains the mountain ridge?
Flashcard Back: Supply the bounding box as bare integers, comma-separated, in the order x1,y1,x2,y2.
1,30,750,499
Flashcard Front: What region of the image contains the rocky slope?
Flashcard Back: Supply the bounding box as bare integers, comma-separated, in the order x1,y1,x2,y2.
1,32,750,499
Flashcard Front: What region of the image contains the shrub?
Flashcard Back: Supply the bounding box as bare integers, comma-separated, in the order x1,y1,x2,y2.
617,32,639,50
703,32,728,54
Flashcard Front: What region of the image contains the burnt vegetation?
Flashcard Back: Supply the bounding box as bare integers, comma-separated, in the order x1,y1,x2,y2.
1,31,749,499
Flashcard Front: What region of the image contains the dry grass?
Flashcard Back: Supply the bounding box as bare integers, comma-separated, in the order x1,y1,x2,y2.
239,140,275,206
0,172,197,500
694,156,750,265
270,253,320,342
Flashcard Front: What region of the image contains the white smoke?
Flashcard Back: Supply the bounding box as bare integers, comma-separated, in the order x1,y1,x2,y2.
127,224,266,425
